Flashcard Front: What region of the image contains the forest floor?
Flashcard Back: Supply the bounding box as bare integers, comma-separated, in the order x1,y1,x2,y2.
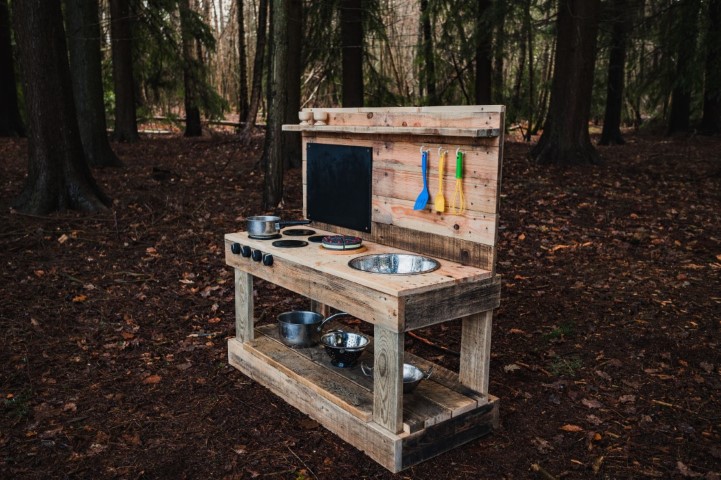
1,129,720,480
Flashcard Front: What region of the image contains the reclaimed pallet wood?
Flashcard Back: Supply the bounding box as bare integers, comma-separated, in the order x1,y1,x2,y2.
228,335,499,472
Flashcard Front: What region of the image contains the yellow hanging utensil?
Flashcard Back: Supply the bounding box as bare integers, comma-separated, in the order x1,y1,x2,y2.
434,147,446,213
451,147,465,214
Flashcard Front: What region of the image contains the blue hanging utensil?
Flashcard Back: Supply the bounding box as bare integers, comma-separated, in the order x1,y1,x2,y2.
413,146,430,210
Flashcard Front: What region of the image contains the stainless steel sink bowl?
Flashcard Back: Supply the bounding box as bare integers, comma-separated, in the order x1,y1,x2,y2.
348,253,440,275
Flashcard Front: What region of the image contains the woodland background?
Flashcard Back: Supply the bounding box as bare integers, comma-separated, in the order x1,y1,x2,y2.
1,0,720,479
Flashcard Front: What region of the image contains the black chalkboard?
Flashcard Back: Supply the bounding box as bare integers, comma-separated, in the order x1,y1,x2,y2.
306,143,372,233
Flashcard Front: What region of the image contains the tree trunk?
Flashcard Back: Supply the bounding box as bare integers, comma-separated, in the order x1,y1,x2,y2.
179,0,202,137
0,0,24,137
510,18,526,125
667,0,699,136
525,0,534,141
599,0,632,145
237,0,249,121
285,0,302,169
492,1,506,105
420,0,437,105
530,0,601,166
243,0,268,134
12,0,110,214
65,0,122,166
341,0,364,107
474,0,492,104
699,0,721,134
109,0,138,142
262,0,287,210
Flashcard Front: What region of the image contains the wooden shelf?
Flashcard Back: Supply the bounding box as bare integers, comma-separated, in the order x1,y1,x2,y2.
283,124,501,138
228,325,498,472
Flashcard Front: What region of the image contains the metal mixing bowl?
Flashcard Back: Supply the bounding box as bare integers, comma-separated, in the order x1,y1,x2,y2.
320,330,369,368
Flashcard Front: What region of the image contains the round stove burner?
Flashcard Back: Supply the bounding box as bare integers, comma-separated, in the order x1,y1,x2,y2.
272,239,308,248
307,235,325,243
283,228,316,236
248,233,282,240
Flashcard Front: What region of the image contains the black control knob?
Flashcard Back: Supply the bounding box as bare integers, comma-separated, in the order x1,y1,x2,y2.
262,254,274,266
251,249,263,262
230,242,241,255
241,245,252,257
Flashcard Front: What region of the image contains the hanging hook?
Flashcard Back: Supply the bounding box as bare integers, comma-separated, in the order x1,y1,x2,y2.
456,146,462,156
420,145,427,154
438,146,446,157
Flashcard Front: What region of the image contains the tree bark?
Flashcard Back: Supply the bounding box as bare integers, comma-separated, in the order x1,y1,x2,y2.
285,0,302,169
667,0,699,136
0,0,25,137
419,0,437,105
262,0,287,209
237,0,249,121
599,0,632,145
341,0,364,107
109,0,138,142
474,0,492,104
243,0,268,134
179,0,202,137
65,0,122,166
530,0,601,166
492,1,506,105
699,0,721,134
12,0,110,214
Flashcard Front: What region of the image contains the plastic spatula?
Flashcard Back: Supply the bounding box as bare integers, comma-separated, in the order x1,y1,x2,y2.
434,147,446,213
413,148,430,210
451,148,465,214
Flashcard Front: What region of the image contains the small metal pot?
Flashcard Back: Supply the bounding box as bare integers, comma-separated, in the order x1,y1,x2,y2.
277,311,350,348
361,362,433,393
320,330,369,368
246,216,311,238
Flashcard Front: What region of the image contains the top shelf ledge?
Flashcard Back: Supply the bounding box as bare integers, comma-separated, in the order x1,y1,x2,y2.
282,124,501,138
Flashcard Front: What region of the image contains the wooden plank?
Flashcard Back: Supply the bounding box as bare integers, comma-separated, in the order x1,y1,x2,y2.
225,233,492,298
301,136,502,188
403,351,486,404
372,195,497,246
459,310,494,395
401,400,498,470
286,106,504,130
285,124,501,138
307,221,496,271
403,276,501,330
254,324,456,435
309,299,331,317
234,269,254,343
373,326,404,434
243,334,374,421
373,162,499,215
228,338,404,472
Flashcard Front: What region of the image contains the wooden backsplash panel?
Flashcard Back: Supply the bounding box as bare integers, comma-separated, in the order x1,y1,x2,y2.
285,106,504,271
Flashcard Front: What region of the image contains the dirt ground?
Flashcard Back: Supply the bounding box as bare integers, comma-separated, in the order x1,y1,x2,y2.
1,129,720,479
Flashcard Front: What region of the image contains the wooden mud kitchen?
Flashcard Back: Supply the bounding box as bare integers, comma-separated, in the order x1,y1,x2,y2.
224,106,505,472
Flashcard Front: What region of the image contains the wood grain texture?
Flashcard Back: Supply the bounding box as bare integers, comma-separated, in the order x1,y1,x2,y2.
373,326,404,434
234,269,254,343
459,310,494,394
401,399,498,470
403,276,501,330
228,338,403,472
308,221,496,271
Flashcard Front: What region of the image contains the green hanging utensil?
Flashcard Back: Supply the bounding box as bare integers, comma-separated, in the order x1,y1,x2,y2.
451,147,465,214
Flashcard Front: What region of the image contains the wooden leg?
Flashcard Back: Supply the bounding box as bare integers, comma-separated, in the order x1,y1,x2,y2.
373,325,404,434
459,310,493,394
234,269,254,343
309,299,331,317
